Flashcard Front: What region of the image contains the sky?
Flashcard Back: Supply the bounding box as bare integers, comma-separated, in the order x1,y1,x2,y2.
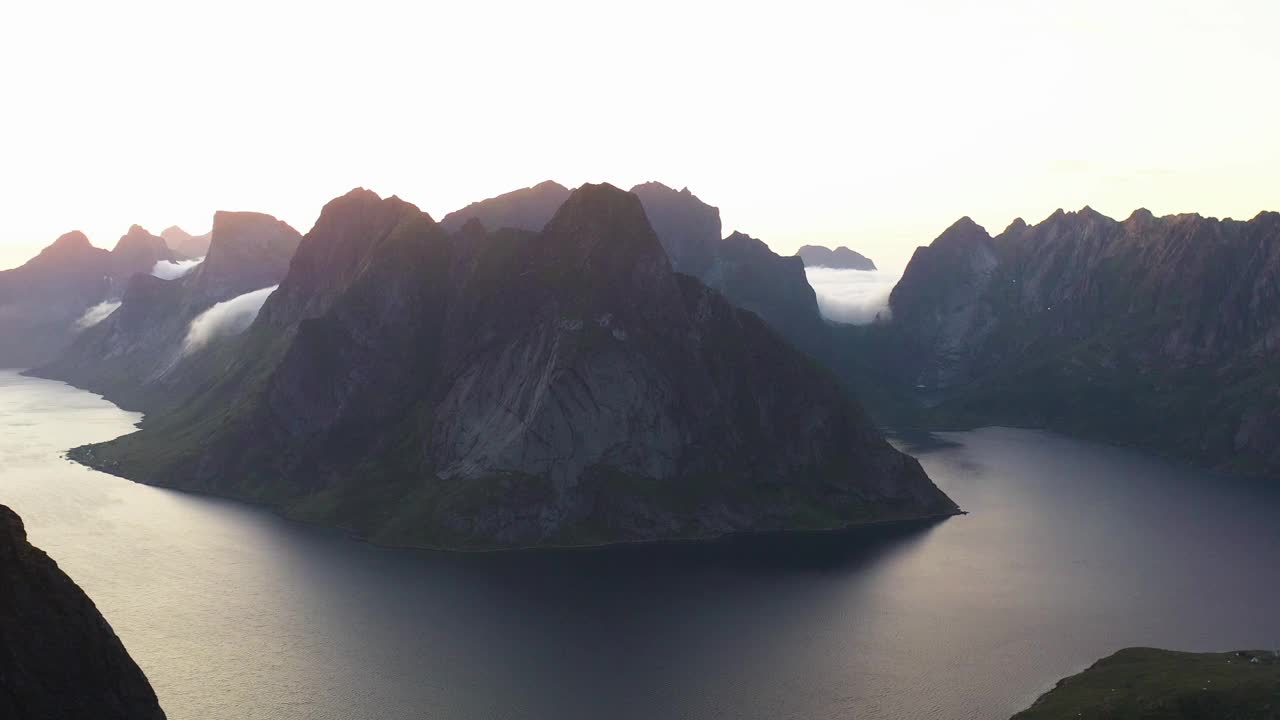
2,0,1278,272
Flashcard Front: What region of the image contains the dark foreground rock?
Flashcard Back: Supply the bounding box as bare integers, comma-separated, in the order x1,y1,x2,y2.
0,504,165,720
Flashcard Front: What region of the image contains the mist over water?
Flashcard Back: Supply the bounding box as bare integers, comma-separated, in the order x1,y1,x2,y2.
4,371,1280,720
805,268,899,324
74,301,122,330
181,285,276,355
152,257,204,280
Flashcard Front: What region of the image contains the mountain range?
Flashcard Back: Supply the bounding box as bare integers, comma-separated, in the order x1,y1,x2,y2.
851,206,1280,477
31,212,301,409
0,226,180,368
67,183,957,550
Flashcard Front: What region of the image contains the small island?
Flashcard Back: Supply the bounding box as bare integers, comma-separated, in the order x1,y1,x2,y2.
1012,647,1280,719
795,244,877,270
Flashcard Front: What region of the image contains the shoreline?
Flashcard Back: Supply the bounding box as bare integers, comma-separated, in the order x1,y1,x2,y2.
68,444,964,555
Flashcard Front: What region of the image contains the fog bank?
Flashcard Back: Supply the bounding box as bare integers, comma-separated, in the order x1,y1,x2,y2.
181,285,277,355
152,257,204,280
805,268,899,325
74,301,122,330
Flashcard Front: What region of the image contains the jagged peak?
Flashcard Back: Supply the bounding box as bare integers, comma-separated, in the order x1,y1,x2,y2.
1003,217,1028,234
543,183,668,264
941,216,989,237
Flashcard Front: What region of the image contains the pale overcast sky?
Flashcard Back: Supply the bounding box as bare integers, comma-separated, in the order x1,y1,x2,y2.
2,0,1277,272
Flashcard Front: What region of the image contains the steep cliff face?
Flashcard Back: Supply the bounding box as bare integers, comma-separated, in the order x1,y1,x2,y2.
796,244,877,270
0,504,165,720
0,228,178,369
30,212,301,408
874,207,1280,476
78,184,957,550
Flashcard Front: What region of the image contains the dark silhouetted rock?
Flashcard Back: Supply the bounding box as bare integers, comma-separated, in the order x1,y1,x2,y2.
0,504,166,720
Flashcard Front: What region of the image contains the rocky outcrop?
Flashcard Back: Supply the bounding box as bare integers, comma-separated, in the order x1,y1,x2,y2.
439,180,571,234
77,184,958,550
160,226,211,257
0,504,165,719
869,206,1280,477
0,228,180,369
30,212,301,409
796,244,877,270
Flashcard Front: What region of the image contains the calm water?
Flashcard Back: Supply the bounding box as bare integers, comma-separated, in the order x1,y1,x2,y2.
2,370,1279,720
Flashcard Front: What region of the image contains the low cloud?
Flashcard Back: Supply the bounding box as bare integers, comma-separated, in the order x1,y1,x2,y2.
152,257,205,280
181,285,277,355
805,268,898,325
74,301,122,330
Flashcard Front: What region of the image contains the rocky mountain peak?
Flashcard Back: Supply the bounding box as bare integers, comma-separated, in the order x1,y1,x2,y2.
539,183,675,290
629,181,721,277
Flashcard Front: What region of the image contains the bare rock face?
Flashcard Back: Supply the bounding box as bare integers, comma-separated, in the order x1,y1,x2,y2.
873,206,1280,477
0,504,165,720
79,183,957,550
796,245,877,270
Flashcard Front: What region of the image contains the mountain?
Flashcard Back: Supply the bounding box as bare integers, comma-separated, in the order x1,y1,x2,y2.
1011,648,1280,719
437,181,830,356
0,504,166,719
796,244,877,270
30,212,302,409
861,206,1280,477
439,180,571,234
111,225,179,268
630,182,829,355
0,228,180,368
160,226,212,257
72,184,958,550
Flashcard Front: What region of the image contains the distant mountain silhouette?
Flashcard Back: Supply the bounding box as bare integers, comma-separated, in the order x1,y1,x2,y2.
796,244,877,270
161,226,212,257
0,227,180,368
439,180,571,234
32,212,301,408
